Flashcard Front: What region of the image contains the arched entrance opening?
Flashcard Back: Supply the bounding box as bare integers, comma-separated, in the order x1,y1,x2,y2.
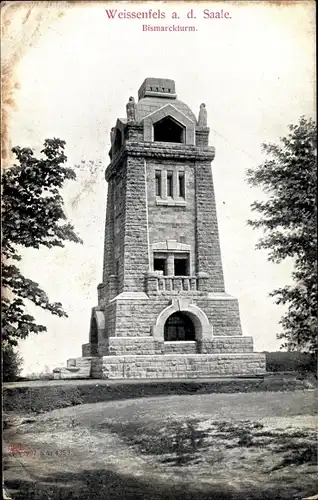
164,312,195,341
152,300,212,343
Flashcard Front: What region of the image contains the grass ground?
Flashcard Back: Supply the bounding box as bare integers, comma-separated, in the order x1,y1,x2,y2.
3,375,311,415
3,390,317,500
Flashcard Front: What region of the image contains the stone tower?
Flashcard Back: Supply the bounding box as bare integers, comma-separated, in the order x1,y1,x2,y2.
81,78,265,379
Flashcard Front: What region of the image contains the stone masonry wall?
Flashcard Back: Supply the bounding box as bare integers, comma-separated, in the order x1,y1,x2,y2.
101,164,127,300
107,337,163,356
102,177,115,286
86,335,254,356
91,357,103,378
52,357,93,379
110,298,169,337
122,155,150,292
195,161,225,292
147,159,196,273
196,298,243,336
82,343,92,357
99,353,266,379
105,296,243,340
164,341,197,355
212,337,254,352
104,299,118,338
113,170,126,294
199,337,254,354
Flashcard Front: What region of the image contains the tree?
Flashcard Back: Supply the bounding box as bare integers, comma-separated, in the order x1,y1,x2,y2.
246,116,317,353
2,345,23,382
2,138,83,348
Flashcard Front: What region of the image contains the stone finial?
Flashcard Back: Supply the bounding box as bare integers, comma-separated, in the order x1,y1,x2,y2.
197,103,207,127
126,96,137,122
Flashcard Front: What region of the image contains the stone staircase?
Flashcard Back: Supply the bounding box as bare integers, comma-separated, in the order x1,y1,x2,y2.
3,486,12,499
53,357,93,379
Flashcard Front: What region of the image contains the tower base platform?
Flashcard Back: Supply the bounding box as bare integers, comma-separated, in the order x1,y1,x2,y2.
54,352,266,380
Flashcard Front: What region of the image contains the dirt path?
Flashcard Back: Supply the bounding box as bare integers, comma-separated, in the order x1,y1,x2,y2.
3,390,318,500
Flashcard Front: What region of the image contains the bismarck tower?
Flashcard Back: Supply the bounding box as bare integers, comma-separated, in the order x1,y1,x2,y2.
67,78,266,379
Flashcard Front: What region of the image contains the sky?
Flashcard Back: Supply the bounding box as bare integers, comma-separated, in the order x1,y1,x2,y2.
2,1,316,375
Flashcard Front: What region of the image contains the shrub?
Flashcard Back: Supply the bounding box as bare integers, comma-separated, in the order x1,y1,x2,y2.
2,344,23,381
265,351,317,376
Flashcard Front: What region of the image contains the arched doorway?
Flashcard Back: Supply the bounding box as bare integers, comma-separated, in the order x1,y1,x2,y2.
152,299,212,343
164,312,195,341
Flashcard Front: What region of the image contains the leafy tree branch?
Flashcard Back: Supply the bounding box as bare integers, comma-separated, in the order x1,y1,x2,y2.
246,116,317,353
2,138,82,347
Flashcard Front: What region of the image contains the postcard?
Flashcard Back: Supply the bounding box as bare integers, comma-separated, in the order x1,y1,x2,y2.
2,2,316,499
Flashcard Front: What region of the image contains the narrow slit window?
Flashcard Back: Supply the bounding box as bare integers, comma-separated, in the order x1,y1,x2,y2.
178,172,185,198
155,171,162,197
167,171,173,197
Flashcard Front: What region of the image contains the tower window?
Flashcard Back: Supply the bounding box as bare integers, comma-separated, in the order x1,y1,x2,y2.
178,172,185,198
153,116,185,143
167,171,173,197
154,256,167,275
155,171,162,197
174,254,190,276
154,169,187,205
152,250,191,276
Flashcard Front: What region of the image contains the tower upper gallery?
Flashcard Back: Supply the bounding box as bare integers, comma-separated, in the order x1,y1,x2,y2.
109,77,211,158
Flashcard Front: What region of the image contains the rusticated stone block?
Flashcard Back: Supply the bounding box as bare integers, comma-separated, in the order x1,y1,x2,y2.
82,343,92,357
99,353,266,379
197,340,214,354
53,357,92,379
212,336,254,353
107,337,162,356
164,341,197,354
